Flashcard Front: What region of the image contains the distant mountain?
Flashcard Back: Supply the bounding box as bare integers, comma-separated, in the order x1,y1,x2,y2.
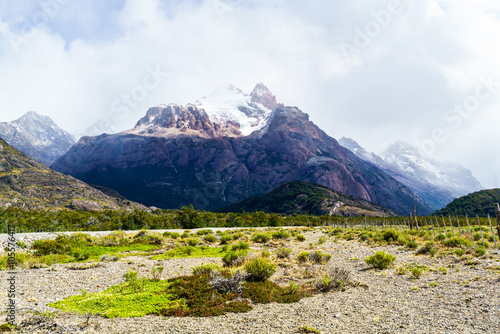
74,118,117,140
434,189,500,218
0,111,76,166
0,138,144,211
339,138,483,211
219,180,396,217
52,84,430,216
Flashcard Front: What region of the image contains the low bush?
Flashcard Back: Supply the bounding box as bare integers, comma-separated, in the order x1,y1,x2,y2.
475,248,486,257
276,248,292,259
222,249,249,267
230,241,249,251
209,270,247,294
309,251,331,264
296,235,306,242
365,251,396,270
219,235,233,245
203,235,217,243
272,230,291,240
297,251,310,263
444,237,472,248
251,233,271,243
192,263,222,276
315,267,350,292
245,258,276,282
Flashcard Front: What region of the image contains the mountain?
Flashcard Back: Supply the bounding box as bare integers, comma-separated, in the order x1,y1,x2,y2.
0,111,76,166
52,84,431,216
219,180,396,217
74,118,117,140
434,189,500,218
338,138,483,211
0,138,144,211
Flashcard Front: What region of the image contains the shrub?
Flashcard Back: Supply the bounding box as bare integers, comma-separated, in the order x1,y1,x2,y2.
454,248,466,256
296,235,306,242
222,250,249,267
475,248,486,257
209,270,247,294
245,258,276,282
298,251,310,263
444,237,472,248
196,229,212,236
438,267,447,274
298,326,321,334
410,267,423,279
169,232,180,239
151,266,164,281
476,241,490,248
186,238,200,246
406,239,419,250
288,281,300,294
435,234,446,241
219,235,233,245
315,267,350,292
203,235,217,243
261,248,270,258
251,233,271,243
364,251,396,270
232,232,244,240
416,241,436,256
472,233,481,241
382,229,400,242
272,230,290,240
317,237,326,244
276,248,292,259
309,251,331,264
230,241,249,251
395,264,408,275
123,270,138,282
192,263,222,276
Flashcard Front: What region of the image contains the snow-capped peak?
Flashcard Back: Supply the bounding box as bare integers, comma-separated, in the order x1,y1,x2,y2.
194,83,276,136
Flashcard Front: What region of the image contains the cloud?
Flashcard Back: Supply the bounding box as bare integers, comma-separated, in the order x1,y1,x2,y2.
0,0,499,187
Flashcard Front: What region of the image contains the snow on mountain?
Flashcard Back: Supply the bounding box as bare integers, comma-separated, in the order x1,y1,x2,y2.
339,137,484,210
0,111,76,166
194,83,276,136
74,118,116,140
380,141,483,198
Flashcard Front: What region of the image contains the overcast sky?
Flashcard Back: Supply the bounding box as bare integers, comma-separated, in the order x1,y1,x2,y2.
0,0,499,188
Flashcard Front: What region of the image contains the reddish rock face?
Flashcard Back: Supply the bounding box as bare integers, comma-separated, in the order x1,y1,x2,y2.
250,83,278,110
53,106,430,215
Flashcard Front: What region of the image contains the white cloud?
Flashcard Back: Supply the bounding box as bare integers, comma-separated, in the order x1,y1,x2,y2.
0,0,499,187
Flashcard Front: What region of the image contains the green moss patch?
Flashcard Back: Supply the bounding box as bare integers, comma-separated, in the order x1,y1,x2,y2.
49,279,184,318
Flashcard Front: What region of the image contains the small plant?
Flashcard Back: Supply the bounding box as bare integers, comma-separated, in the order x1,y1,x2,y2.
230,241,249,251
203,235,217,243
288,281,300,294
475,248,486,257
429,281,438,288
219,235,233,245
81,288,88,296
123,269,138,282
151,265,164,281
298,251,310,263
444,237,472,248
298,325,321,333
309,251,331,264
364,251,396,270
272,230,291,240
395,264,408,275
438,267,448,274
261,248,271,258
209,270,247,294
435,234,446,241
315,267,350,292
169,232,180,239
222,250,249,267
251,233,271,243
296,234,306,242
186,238,200,246
276,248,292,259
192,263,222,275
245,257,276,282
454,248,466,257
405,239,419,250
410,267,423,279
317,237,326,245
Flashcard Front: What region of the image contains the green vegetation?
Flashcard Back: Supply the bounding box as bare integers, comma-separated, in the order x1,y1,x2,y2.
244,258,277,282
435,189,500,217
365,251,396,270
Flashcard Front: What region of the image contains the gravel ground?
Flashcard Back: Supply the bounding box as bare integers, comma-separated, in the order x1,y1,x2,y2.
0,228,499,333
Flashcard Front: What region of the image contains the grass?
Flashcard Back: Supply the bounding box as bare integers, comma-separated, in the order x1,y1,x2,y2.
151,246,228,260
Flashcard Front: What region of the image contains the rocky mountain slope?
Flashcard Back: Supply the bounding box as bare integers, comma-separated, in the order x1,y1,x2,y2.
0,111,76,166
52,84,430,216
339,138,483,211
0,138,144,211
219,180,396,217
434,188,500,218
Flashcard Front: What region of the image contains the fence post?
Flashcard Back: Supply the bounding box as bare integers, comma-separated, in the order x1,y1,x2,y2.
409,213,413,230
466,214,472,240
456,216,462,238
435,216,441,235
495,203,500,243
476,214,485,247
442,215,448,235
364,216,367,230
487,214,498,249
448,215,455,238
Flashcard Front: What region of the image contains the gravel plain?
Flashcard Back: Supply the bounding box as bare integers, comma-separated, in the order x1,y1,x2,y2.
0,228,499,334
